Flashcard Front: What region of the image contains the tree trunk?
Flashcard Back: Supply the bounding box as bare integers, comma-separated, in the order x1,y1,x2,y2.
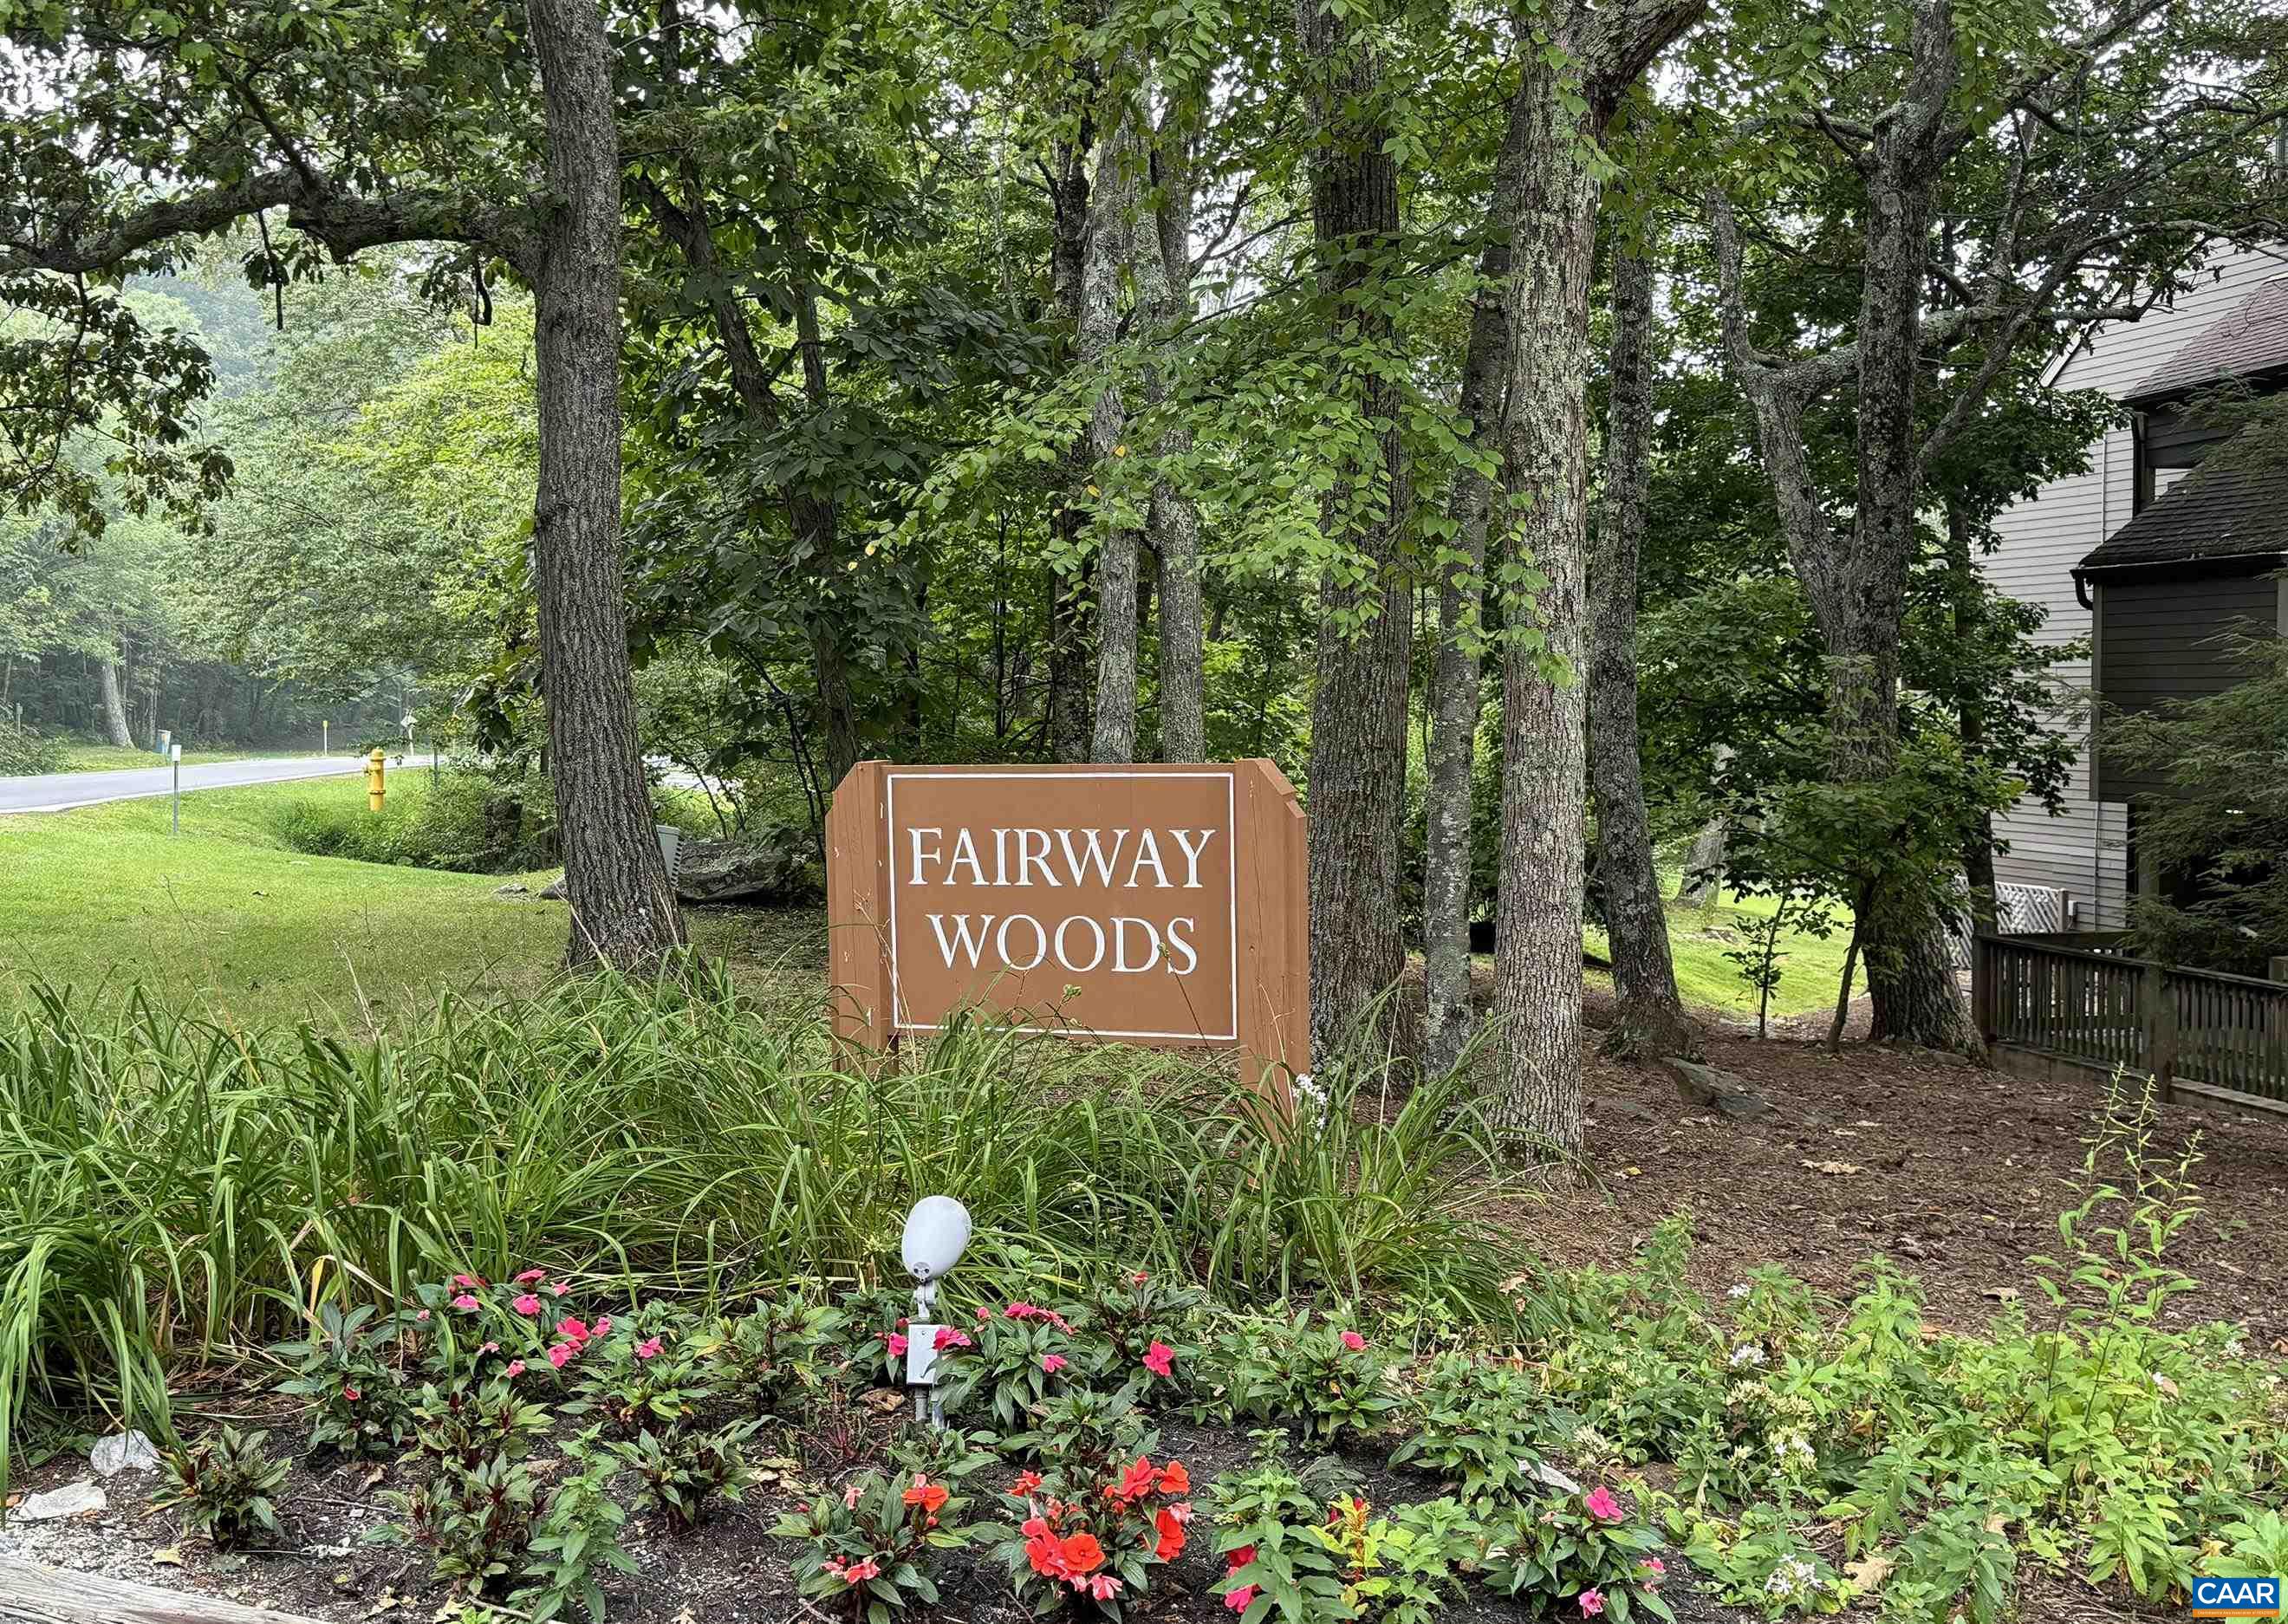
1420,194,1518,1080
1485,0,1704,1150
98,655,133,749
1589,239,1698,1061
1947,499,1997,922
1293,0,1413,1056
1488,61,1600,1151
523,0,685,972
1832,3,1979,1053
1046,124,1096,763
1146,116,1206,763
1084,92,1143,763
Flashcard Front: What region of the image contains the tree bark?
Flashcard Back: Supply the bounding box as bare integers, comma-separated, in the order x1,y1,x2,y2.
1420,206,1518,1080
1589,239,1698,1061
98,654,133,749
1947,499,1997,921
1293,0,1413,1056
523,0,685,972
1146,117,1206,763
1487,0,1704,1152
1046,125,1096,763
1084,93,1143,763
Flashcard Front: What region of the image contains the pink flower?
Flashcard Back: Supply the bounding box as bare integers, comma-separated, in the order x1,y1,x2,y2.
514,1269,546,1284
1641,1557,1666,1588
593,1316,612,1337
977,1306,993,1321
886,1332,909,1357
1340,1330,1367,1352
1089,1574,1124,1601
452,1274,480,1289
845,1556,881,1582
843,1482,863,1510
1584,1486,1624,1523
450,1294,480,1311
556,1316,591,1345
341,1386,361,1402
1579,1589,1606,1616
1142,1341,1175,1377
933,1327,971,1351
511,1295,542,1316
635,1336,663,1361
1225,1586,1258,1612
505,1360,526,1378
552,1282,570,1296
481,1341,499,1354
414,1309,431,1322
1132,1270,1149,1284
547,1341,575,1369
1041,1354,1068,1374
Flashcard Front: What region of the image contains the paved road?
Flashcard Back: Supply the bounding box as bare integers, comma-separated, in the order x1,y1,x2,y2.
0,754,418,815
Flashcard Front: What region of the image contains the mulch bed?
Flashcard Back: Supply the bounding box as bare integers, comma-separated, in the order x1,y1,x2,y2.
0,1401,1745,1624
1545,987,2288,1348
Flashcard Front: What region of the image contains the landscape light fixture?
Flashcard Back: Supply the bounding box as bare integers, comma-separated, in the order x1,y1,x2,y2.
900,1194,971,1426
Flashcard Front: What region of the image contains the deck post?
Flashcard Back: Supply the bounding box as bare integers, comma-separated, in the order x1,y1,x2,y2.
2139,960,2179,1103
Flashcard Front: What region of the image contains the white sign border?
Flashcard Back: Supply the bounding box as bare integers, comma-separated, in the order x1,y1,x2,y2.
883,769,1241,1043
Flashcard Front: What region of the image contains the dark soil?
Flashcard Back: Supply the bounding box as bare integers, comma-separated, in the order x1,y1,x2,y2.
0,1399,1743,1624
1549,985,2288,1348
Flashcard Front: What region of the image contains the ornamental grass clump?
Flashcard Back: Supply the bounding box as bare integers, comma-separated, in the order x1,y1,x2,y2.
0,970,1537,1490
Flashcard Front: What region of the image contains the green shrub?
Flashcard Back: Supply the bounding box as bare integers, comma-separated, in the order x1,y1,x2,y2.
154,1426,289,1549
0,715,65,775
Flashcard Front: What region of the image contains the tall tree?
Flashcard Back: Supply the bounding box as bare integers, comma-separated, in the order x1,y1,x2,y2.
1700,0,2285,1049
0,0,684,970
1487,0,1703,1151
1588,232,1696,1059
1291,0,1414,1052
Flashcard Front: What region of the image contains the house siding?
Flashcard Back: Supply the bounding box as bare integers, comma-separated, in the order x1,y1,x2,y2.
1980,247,2285,928
2091,569,2282,800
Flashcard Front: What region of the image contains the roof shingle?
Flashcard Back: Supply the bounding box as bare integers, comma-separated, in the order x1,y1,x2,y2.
2124,274,2288,405
2077,440,2288,574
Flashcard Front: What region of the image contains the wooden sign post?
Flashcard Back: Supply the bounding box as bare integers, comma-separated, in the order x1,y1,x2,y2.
826,760,1309,1093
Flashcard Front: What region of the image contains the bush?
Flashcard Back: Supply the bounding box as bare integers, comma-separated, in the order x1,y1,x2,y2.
154,1426,289,1549
266,769,509,871
0,714,64,775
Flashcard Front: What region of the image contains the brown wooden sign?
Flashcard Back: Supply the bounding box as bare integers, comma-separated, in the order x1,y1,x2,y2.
827,760,1308,1082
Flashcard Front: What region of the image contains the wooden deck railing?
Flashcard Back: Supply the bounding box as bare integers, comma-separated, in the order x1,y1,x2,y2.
1974,933,2288,1109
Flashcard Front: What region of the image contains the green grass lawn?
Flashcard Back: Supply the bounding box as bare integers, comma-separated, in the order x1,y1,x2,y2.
54,744,298,771
0,774,821,1031
1585,887,1861,1022
0,776,580,1030
1,772,1849,1030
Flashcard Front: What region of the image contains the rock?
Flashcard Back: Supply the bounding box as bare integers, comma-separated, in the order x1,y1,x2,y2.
89,1430,159,1476
538,874,567,900
492,882,530,898
1659,1056,1774,1122
672,829,822,906
18,1478,107,1519
1528,1458,1582,1493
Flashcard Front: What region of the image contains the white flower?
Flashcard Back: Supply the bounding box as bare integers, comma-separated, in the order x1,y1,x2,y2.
1729,1342,1767,1367
1728,1283,1752,1300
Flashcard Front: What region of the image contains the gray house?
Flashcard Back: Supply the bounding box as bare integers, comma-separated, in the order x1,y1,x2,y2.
1984,248,2287,926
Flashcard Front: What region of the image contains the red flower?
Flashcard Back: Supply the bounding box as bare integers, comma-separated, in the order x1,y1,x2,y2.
1159,1460,1190,1495
902,1476,950,1516
341,1386,361,1402
1142,1341,1175,1377
1114,1456,1159,1503
1225,1585,1259,1612
1013,1471,1043,1495
1057,1532,1105,1579
1154,1504,1187,1561
1225,1544,1258,1573
1340,1329,1367,1351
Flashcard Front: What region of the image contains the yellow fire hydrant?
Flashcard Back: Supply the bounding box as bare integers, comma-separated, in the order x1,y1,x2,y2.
366,747,387,812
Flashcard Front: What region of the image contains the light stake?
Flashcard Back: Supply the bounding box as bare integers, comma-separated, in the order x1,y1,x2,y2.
899,1195,971,1427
